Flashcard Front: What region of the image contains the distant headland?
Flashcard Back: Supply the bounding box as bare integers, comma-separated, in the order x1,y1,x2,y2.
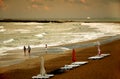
0,18,120,23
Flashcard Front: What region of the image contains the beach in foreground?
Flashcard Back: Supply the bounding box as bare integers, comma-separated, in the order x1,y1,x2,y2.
0,38,120,79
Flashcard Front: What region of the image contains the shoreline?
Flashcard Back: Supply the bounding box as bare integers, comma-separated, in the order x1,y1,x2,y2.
0,37,120,79
0,35,120,68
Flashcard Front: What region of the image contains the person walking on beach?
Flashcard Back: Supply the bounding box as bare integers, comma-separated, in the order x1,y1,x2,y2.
28,45,31,56
23,46,27,56
45,44,48,53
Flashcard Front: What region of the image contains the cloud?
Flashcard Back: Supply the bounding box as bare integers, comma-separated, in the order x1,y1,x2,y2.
80,0,86,3
0,0,119,19
31,0,43,3
0,0,4,8
30,0,43,9
64,0,86,4
30,0,52,10
31,4,40,9
30,0,87,10
0,0,8,10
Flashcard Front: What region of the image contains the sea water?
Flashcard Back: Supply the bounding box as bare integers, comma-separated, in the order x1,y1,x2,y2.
0,22,120,67
0,22,120,56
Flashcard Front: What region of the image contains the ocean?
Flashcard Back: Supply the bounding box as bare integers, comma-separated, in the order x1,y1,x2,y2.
0,22,120,56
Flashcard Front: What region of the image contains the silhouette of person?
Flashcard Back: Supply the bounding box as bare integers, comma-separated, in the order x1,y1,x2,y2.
23,46,26,56
28,45,31,56
45,44,47,53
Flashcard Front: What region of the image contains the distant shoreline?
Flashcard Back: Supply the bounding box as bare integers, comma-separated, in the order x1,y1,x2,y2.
0,19,120,23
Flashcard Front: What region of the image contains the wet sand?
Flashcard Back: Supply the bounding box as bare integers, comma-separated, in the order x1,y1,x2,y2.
0,38,120,79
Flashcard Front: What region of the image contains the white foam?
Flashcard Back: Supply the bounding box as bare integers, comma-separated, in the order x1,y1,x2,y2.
14,22,43,25
35,33,46,38
0,47,14,56
0,22,120,56
82,32,105,39
0,43,68,56
14,29,30,33
82,23,120,36
47,42,63,47
35,26,43,29
0,29,6,32
66,32,105,44
3,39,14,44
0,47,7,52
0,46,24,56
59,47,70,50
0,52,6,55
35,34,44,38
0,26,6,32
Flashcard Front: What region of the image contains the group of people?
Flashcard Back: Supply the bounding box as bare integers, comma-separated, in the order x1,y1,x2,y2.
23,45,31,56
23,44,48,56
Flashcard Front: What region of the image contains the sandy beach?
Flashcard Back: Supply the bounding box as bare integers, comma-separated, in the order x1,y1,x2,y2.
0,37,120,79
0,0,120,78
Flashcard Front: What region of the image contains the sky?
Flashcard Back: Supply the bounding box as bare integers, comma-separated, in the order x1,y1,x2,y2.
0,0,120,20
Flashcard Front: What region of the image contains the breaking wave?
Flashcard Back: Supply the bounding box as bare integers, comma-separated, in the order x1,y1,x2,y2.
35,33,46,38
0,26,6,32
3,39,14,44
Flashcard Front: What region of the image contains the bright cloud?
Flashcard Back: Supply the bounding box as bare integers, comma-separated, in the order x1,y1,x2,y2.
0,0,8,10
80,0,86,3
